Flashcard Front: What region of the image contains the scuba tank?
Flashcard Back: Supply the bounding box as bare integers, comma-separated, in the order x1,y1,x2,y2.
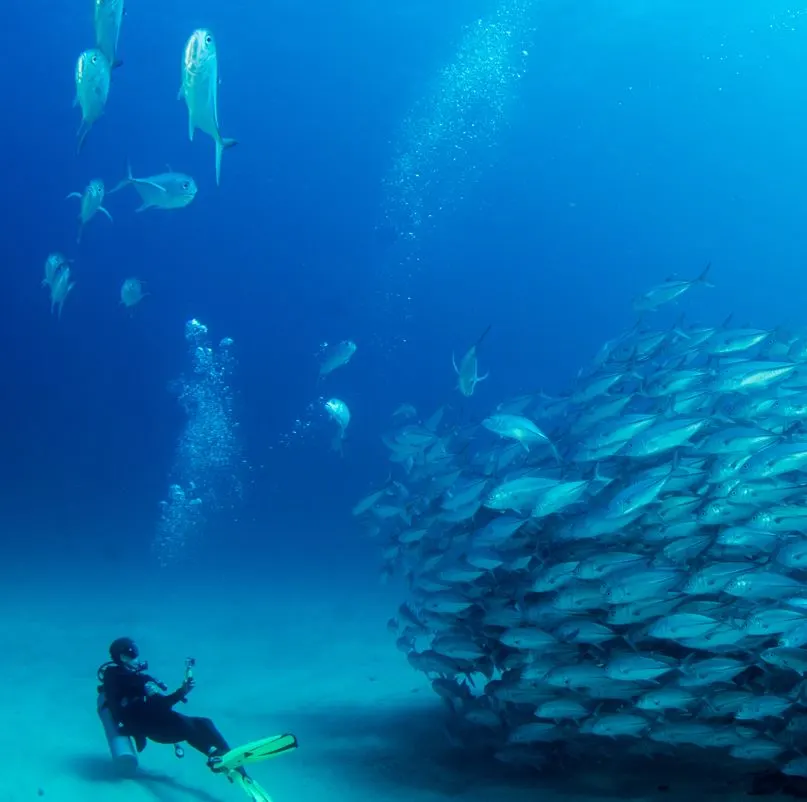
96,662,139,776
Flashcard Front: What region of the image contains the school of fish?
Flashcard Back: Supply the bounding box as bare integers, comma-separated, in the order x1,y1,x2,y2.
354,265,807,777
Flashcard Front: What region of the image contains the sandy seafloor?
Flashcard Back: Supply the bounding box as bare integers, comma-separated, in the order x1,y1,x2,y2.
0,558,783,802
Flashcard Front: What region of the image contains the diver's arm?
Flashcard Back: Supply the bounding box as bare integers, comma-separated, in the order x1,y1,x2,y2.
147,676,195,707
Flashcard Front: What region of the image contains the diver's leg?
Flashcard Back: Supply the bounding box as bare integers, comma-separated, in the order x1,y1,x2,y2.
182,715,229,754
171,714,248,777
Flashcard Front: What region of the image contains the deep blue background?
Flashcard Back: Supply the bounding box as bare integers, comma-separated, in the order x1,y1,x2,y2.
2,0,806,578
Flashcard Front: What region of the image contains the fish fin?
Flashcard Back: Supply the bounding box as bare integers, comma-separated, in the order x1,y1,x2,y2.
696,261,714,287
134,202,155,212
76,122,90,154
57,286,73,320
477,371,490,383
99,206,113,222
451,352,459,375
66,192,81,200
519,441,530,453
178,85,184,101
214,136,237,186
110,160,134,194
72,95,78,108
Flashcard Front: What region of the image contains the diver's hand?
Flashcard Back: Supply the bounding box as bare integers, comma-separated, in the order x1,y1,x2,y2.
144,681,162,697
180,677,196,695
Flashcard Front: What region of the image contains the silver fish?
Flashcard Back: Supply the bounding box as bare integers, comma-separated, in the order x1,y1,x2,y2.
632,263,713,312
110,163,198,211
359,288,807,775
94,0,124,68
179,29,237,185
74,49,111,153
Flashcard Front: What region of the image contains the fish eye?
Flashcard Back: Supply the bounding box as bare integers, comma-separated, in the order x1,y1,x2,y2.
182,181,190,189
205,35,212,44
91,54,98,63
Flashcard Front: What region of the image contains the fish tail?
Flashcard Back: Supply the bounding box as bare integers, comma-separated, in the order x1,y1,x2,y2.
475,323,492,348
215,136,238,186
110,160,133,194
76,121,90,155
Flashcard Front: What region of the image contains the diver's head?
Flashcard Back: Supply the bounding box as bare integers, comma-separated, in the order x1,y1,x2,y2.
109,637,147,672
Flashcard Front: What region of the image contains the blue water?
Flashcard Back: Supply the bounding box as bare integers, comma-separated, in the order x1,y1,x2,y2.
3,1,807,608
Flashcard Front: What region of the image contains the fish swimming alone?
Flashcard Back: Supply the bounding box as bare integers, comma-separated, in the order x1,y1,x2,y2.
110,162,198,211
632,262,714,312
179,29,236,186
74,48,111,153
319,340,357,378
48,263,75,319
325,398,351,453
66,179,112,243
120,278,147,308
453,324,491,396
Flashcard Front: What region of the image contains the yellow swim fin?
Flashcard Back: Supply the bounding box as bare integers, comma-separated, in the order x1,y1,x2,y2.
214,734,299,772
228,772,273,802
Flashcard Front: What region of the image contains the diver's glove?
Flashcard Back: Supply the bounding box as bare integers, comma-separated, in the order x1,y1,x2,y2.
158,677,196,707
175,676,196,704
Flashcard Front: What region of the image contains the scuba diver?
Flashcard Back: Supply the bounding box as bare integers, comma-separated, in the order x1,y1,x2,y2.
97,637,298,801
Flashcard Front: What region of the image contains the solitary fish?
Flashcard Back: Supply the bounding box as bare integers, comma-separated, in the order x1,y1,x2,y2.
453,324,491,397
94,0,125,69
50,264,75,319
66,179,112,243
325,398,351,453
120,278,147,308
319,340,357,377
110,162,198,211
179,29,237,185
74,49,111,153
632,263,714,313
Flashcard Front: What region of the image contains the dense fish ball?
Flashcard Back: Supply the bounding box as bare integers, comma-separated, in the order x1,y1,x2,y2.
358,312,807,777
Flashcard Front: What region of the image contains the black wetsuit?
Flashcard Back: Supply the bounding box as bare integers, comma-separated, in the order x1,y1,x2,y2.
99,663,230,758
